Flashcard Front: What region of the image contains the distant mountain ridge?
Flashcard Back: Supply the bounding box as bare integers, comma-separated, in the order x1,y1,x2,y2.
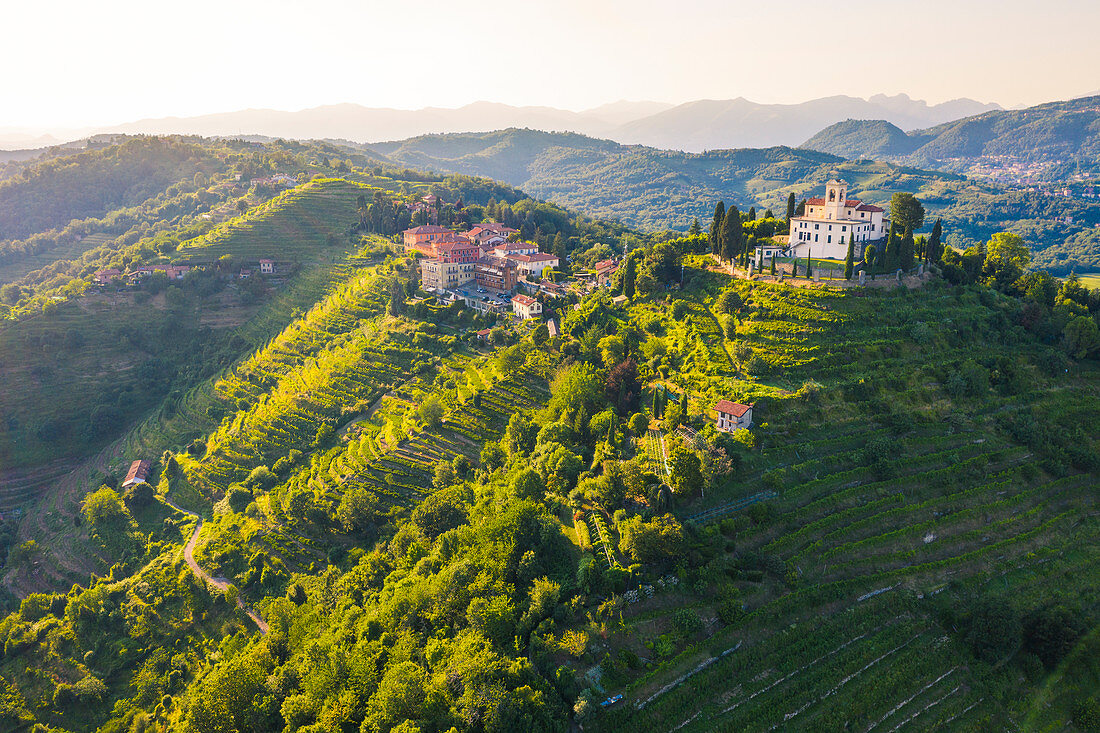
611,94,1000,151
801,95,1100,178
5,94,999,153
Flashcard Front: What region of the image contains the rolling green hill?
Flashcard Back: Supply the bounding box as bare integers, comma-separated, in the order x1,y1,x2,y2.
800,118,926,159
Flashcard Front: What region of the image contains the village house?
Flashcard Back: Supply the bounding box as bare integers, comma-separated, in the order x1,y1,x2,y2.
594,258,618,285
511,293,543,320
122,459,152,489
259,259,275,275
474,255,519,292
93,268,121,285
402,225,459,256
787,179,887,259
469,223,520,247
488,239,534,257
420,238,481,290
714,400,753,432
271,174,297,187
507,252,560,278
475,328,493,342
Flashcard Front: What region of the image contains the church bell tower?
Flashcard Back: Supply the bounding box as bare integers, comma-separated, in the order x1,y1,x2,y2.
824,179,848,219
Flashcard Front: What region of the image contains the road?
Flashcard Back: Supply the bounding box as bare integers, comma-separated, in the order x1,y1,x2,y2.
163,497,269,634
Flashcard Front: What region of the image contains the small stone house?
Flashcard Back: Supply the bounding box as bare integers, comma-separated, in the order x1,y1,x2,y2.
714,400,753,432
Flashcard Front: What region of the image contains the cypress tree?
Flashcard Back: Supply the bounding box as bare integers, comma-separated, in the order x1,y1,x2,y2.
884,223,898,270
771,256,776,276
844,233,855,280
795,199,806,216
689,218,702,237
748,206,756,222
710,202,725,256
720,206,742,263
864,244,877,281
805,249,812,279
901,226,915,271
928,218,943,264
622,256,637,298
786,192,796,223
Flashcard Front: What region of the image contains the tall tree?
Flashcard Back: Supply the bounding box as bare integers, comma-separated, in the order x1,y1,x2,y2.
688,218,702,237
748,206,756,222
805,249,812,279
890,192,926,233
710,202,725,256
388,278,405,316
795,199,807,216
900,226,916,270
720,206,742,263
621,256,637,298
864,244,877,280
927,218,943,264
884,223,898,270
786,192,796,223
844,233,855,280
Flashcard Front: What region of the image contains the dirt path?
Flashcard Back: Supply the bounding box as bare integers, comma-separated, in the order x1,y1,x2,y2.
163,497,268,634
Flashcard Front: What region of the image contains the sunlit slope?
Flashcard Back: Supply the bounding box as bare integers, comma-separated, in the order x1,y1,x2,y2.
596,273,1100,731
175,177,374,263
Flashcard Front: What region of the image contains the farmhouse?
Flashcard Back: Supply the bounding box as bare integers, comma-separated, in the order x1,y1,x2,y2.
93,268,121,285
259,259,275,274
122,459,152,489
714,400,753,432
787,179,887,259
512,293,542,320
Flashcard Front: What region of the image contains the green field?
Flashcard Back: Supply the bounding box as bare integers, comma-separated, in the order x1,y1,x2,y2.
1078,271,1100,289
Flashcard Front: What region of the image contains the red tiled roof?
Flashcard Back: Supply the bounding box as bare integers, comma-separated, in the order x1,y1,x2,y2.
403,225,450,234
435,237,476,252
714,400,752,417
512,294,536,306
806,197,825,205
595,258,617,271
509,252,558,263
856,203,884,213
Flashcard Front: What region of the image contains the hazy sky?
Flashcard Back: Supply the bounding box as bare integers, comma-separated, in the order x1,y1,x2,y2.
3,0,1098,129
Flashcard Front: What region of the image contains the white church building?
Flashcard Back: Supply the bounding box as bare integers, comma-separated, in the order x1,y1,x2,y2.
787,179,887,259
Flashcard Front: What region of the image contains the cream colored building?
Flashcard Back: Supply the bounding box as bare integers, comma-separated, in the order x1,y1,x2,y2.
787,180,887,259
421,258,474,291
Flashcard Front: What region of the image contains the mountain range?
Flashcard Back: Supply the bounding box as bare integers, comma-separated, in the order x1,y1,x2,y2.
801,95,1100,178
0,94,1000,153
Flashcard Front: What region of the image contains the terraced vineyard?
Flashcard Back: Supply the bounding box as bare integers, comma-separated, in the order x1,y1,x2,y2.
176,178,376,264
592,270,1100,731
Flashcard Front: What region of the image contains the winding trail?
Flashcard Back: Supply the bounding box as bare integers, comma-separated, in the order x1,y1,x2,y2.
163,497,269,634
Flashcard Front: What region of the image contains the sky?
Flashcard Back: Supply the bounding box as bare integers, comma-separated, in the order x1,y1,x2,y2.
2,0,1098,131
